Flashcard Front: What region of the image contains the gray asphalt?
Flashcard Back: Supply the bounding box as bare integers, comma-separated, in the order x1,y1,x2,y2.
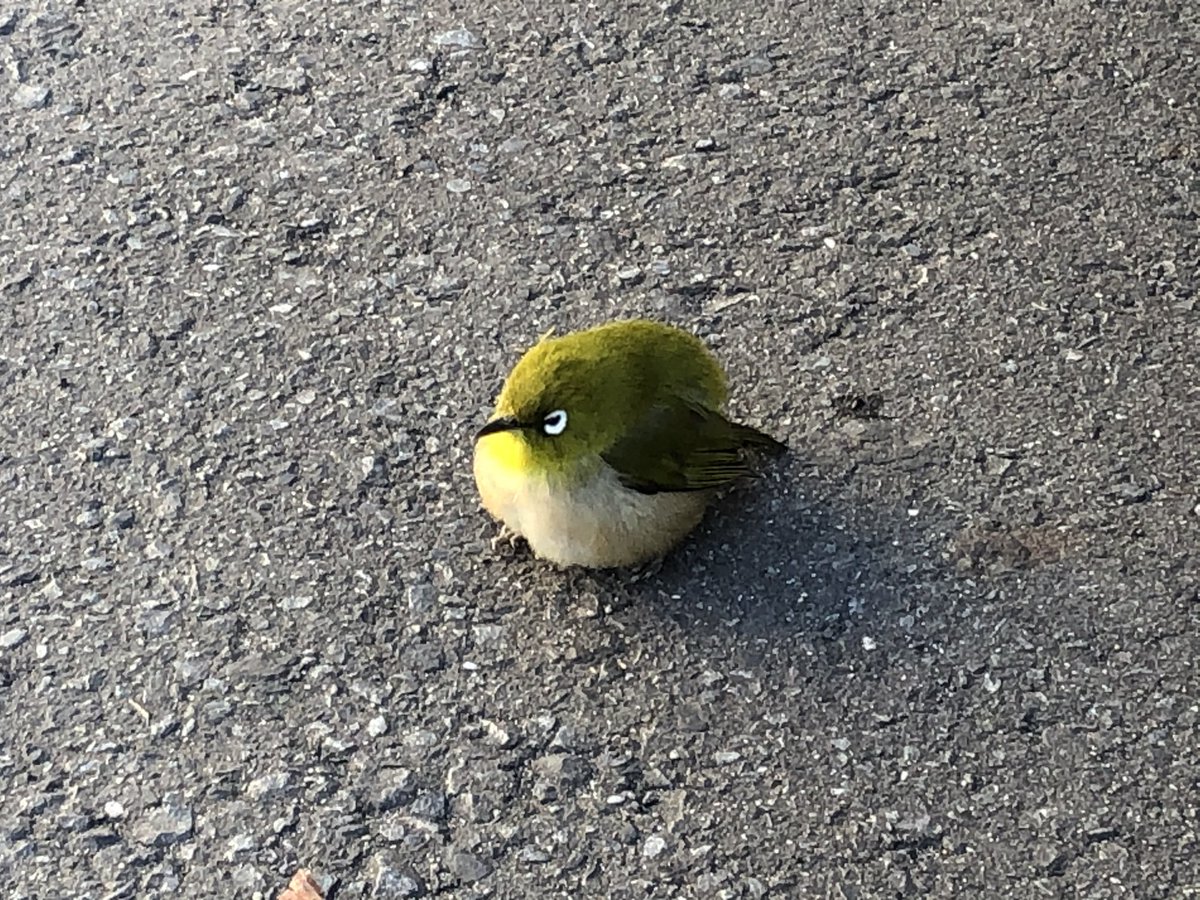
2,1,1198,898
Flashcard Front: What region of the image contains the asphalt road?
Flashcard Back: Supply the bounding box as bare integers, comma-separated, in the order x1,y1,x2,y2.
2,1,1198,897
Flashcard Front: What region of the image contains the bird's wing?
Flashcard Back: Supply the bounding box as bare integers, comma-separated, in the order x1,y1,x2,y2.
601,400,783,495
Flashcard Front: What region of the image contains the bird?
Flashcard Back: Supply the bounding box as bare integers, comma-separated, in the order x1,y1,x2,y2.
472,318,786,568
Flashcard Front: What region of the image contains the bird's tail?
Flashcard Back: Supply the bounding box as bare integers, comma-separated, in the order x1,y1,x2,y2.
731,420,788,454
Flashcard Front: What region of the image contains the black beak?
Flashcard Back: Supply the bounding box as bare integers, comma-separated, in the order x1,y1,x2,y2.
475,416,525,440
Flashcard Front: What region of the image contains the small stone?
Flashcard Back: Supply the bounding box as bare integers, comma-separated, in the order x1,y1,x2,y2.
742,55,774,76
406,584,435,613
372,858,424,898
471,624,504,644
222,187,246,215
403,729,438,750
360,455,380,480
56,146,86,165
643,835,668,859
132,331,158,357
518,846,550,863
109,509,135,530
531,753,589,787
56,813,91,833
1035,845,1069,874
410,791,447,823
431,28,482,50
986,455,1015,476
445,849,492,883
246,771,291,800
445,178,472,194
135,607,176,636
264,66,309,93
377,816,408,842
162,312,194,339
0,628,29,649
229,866,259,894
375,768,416,812
368,716,389,738
131,793,193,847
76,441,109,468
659,789,688,829
144,539,172,559
549,724,580,751
74,669,106,692
861,636,878,651
322,735,356,757
107,416,138,438
103,801,125,819
225,833,255,860
14,84,51,109
696,870,729,892
1112,481,1150,503
174,658,209,688
155,489,183,519
483,719,514,747
643,767,672,789
202,699,232,723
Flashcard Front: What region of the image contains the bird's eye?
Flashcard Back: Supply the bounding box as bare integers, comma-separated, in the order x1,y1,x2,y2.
542,409,568,436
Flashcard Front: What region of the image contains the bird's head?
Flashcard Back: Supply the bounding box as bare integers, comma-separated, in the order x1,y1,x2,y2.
475,329,640,477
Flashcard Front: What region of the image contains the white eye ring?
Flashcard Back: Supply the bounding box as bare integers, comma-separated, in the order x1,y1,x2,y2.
542,409,568,436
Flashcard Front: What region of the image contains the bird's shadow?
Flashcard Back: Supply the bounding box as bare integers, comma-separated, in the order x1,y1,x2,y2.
482,449,946,651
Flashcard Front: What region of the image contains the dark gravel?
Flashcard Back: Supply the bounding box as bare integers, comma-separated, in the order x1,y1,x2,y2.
2,1,1198,898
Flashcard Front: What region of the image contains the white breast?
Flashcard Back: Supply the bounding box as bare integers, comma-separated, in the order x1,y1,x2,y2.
473,442,709,568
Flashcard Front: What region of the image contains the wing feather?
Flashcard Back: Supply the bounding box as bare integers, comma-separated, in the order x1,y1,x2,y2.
601,400,783,494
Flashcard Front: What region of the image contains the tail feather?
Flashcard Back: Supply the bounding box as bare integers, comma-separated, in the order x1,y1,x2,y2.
730,419,788,454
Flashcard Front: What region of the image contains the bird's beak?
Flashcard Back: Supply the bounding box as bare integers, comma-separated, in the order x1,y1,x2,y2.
475,416,525,441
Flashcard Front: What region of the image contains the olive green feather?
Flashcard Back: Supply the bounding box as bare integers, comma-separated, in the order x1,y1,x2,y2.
601,399,786,494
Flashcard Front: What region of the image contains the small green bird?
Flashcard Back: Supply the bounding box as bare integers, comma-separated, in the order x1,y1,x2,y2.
473,319,785,568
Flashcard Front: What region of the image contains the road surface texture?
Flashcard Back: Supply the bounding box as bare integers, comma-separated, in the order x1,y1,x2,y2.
2,0,1198,897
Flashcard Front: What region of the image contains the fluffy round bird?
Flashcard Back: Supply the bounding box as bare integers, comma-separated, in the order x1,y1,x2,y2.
473,319,786,568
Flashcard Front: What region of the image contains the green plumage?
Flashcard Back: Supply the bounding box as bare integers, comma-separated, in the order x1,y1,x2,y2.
602,399,785,494
474,318,785,567
486,318,785,489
